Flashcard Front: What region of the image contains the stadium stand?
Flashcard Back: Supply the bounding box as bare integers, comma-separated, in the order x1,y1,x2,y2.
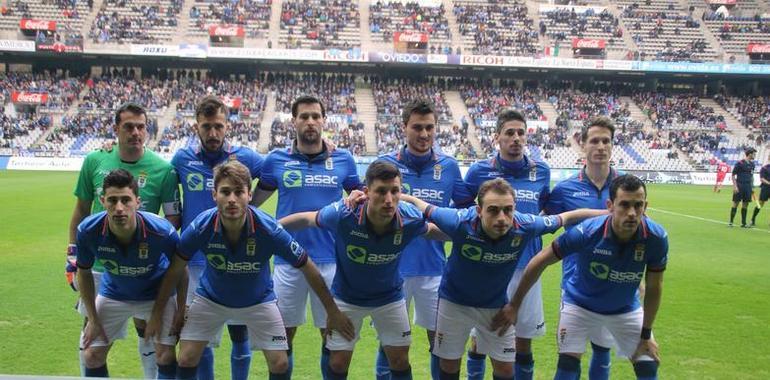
188,0,271,40
79,76,173,114
453,0,540,56
370,0,453,53
0,112,51,151
540,7,627,58
89,0,182,44
0,72,84,110
279,0,361,49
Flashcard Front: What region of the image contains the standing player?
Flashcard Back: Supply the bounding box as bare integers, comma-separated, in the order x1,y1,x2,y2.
714,160,730,193
399,178,605,380
279,161,448,380
149,160,354,380
377,98,474,380
171,95,264,380
544,116,620,380
76,169,185,378
751,154,770,226
67,102,180,378
462,109,550,380
729,147,757,228
251,95,363,378
508,175,668,380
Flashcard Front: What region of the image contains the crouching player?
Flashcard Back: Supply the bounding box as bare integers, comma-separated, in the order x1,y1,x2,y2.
76,169,186,378
400,178,606,380
508,175,668,380
148,160,354,379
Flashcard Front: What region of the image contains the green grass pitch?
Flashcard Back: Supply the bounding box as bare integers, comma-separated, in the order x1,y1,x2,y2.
0,170,768,379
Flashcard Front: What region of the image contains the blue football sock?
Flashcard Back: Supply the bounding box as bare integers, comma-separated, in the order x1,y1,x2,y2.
391,366,412,380
554,354,581,380
177,365,198,380
157,361,177,379
376,346,392,380
430,353,441,380
320,346,330,380
269,371,290,380
327,362,348,380
84,364,108,377
439,368,460,380
197,346,215,380
588,342,611,380
287,348,294,380
633,360,658,380
229,324,251,380
466,351,486,380
515,352,534,380
492,375,514,380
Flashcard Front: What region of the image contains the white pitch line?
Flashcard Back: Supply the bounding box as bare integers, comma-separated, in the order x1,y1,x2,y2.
646,207,770,234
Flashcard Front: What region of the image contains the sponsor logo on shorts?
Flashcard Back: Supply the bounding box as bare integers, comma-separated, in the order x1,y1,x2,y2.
436,332,444,346
402,330,411,338
272,336,287,342
536,322,545,330
503,347,516,354
559,328,567,344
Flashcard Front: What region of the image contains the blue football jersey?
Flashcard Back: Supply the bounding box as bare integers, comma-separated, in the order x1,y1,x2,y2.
76,211,178,301
172,143,264,266
545,168,621,288
553,215,668,315
379,148,474,277
258,143,362,265
426,205,562,308
178,206,308,308
464,153,551,269
316,200,428,307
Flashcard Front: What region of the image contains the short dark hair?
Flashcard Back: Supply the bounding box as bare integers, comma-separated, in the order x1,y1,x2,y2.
195,95,227,121
213,160,252,191
402,98,436,126
366,160,401,186
114,102,147,126
609,174,647,201
745,147,757,155
477,178,515,207
580,116,616,142
102,169,139,196
496,108,527,134
291,95,326,118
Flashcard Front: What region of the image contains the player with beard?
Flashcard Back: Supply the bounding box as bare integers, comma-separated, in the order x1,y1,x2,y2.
171,95,264,380
252,95,363,378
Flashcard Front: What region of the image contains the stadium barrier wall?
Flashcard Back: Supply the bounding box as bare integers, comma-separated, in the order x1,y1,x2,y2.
2,156,760,186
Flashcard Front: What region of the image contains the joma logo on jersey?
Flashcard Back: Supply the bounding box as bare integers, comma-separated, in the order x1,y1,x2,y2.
589,262,643,283
98,246,117,253
206,254,261,273
282,170,338,188
593,248,613,256
572,191,590,197
207,243,227,250
186,173,213,191
345,245,399,265
460,244,518,263
99,259,154,276
514,189,540,201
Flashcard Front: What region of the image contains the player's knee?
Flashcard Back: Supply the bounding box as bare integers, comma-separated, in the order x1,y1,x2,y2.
329,352,351,373
177,348,201,367
491,361,514,377
557,354,581,371
227,324,248,343
633,360,658,378
83,347,107,368
266,354,289,374
515,337,532,353
386,352,410,371
155,344,176,365
439,358,460,373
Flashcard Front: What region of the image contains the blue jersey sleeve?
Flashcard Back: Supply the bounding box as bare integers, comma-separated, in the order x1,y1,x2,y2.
543,183,565,215
553,220,589,259
450,162,475,208
463,165,482,202
425,205,469,237
162,225,180,260
75,226,95,269
316,201,344,232
342,153,363,192
518,213,563,237
265,218,309,268
647,234,669,271
257,152,277,190
247,150,265,181
538,168,551,212
178,215,208,260
401,202,429,235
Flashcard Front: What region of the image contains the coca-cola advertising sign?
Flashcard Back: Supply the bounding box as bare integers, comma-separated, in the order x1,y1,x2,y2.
222,97,242,109
747,44,770,54
209,25,245,37
11,91,49,105
20,19,56,31
393,32,429,43
572,38,606,49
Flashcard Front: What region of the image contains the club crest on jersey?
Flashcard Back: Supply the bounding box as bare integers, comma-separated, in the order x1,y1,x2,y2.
228,154,238,161
529,166,537,182
511,235,522,247
393,232,402,245
325,157,334,170
137,172,148,188
138,243,149,259
433,164,442,180
634,244,645,262
246,238,256,256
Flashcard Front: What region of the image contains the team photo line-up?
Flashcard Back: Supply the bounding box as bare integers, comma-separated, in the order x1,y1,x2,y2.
66,92,761,380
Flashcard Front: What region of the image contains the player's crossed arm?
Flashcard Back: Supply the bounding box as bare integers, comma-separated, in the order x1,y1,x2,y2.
278,211,320,231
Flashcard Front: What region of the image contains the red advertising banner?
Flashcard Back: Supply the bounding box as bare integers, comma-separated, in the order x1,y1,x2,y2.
708,0,736,5
747,44,770,54
209,25,245,38
11,91,49,104
572,38,606,49
19,19,56,31
222,97,242,109
393,32,429,44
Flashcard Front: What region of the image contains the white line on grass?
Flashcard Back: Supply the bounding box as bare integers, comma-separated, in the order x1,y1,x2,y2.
647,207,770,234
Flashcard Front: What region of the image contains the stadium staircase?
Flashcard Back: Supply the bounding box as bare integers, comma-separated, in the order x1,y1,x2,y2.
174,0,195,45
621,144,646,164
527,3,545,56
527,144,543,161
443,0,463,53
80,0,105,51
353,82,378,155
358,0,374,50
620,96,653,130
445,91,483,158
605,3,639,55
149,101,180,149
701,98,751,137
258,92,277,153
538,101,560,130
696,10,727,60
268,0,283,49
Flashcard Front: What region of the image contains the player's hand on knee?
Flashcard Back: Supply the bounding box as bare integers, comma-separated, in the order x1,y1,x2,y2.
344,190,367,208
170,308,186,338
65,244,78,292
144,314,163,343
491,304,517,337
633,337,660,363
83,319,106,349
327,310,355,341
